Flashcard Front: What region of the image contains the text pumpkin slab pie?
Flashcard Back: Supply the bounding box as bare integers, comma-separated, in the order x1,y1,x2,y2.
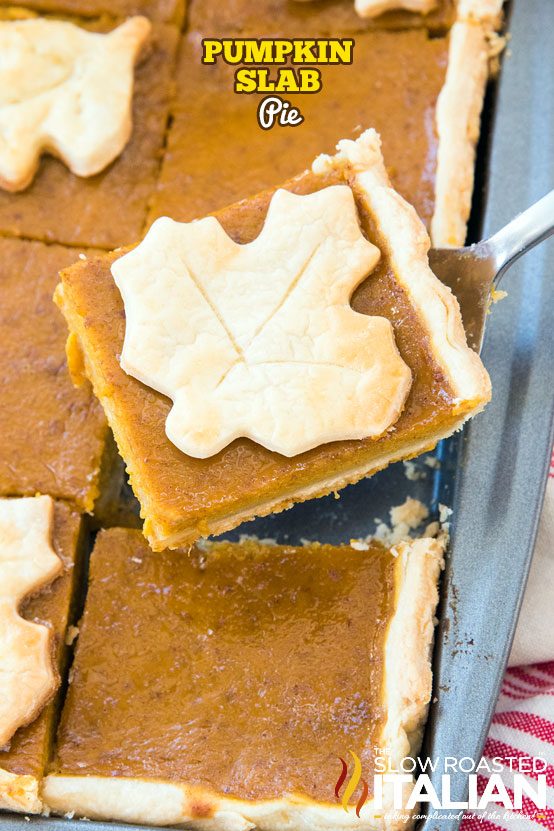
0,496,83,813
57,130,490,550
44,528,445,829
150,28,449,235
150,0,502,247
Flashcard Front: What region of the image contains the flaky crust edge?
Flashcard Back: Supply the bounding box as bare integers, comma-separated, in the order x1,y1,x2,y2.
0,768,42,814
431,10,504,247
383,537,445,766
456,0,505,25
313,129,491,407
42,537,444,830
353,0,437,19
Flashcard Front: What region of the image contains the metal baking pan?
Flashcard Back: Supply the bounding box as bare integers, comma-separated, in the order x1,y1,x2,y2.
2,1,554,830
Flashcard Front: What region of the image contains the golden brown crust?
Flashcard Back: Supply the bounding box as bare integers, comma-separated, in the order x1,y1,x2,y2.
384,538,445,765
432,0,506,246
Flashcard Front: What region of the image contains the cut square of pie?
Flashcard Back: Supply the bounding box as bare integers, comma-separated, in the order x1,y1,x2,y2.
0,237,109,513
0,496,83,814
0,10,178,249
44,527,445,829
150,1,502,247
57,129,490,550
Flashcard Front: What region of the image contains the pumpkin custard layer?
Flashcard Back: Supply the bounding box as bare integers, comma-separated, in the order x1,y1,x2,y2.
0,501,83,813
57,131,490,550
44,529,444,828
149,28,449,229
0,237,108,512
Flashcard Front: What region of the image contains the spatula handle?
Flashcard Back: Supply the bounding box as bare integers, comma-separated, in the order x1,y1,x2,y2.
487,188,554,283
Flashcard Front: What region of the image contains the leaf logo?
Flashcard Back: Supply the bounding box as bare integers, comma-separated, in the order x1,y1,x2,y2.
334,750,369,817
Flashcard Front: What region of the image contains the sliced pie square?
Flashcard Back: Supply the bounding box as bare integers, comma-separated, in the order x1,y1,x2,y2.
0,237,108,513
56,129,490,550
44,528,445,829
0,496,83,814
0,11,178,249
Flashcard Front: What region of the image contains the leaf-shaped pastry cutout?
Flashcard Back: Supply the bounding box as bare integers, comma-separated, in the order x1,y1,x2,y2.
113,185,412,458
0,496,62,746
0,16,151,192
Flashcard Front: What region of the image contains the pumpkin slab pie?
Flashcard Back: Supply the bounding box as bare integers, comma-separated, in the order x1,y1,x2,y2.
44,527,445,829
150,1,502,247
0,10,178,249
0,237,109,514
0,496,83,814
57,129,490,550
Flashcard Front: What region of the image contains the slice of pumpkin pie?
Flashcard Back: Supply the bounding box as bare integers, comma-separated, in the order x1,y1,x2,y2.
0,496,83,814
56,129,490,550
44,527,445,829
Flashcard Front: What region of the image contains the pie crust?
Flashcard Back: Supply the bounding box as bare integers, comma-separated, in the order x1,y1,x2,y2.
44,532,445,830
457,0,505,23
431,18,500,246
354,0,439,19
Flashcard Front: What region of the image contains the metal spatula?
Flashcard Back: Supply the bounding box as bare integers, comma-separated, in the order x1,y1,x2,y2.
429,189,554,352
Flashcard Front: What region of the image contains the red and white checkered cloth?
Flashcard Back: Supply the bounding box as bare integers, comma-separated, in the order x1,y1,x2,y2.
461,449,554,830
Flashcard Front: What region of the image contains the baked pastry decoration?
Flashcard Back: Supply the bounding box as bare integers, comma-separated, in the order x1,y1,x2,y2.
0,15,150,192
57,129,490,549
114,184,411,457
0,498,83,814
44,529,445,830
0,496,61,747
